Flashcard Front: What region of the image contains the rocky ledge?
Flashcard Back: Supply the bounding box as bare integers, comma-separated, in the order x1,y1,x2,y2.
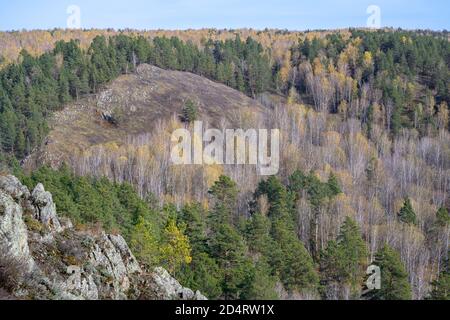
0,174,206,300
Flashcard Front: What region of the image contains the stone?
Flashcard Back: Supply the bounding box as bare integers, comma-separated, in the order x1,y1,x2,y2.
89,233,141,299
146,267,208,300
0,175,31,201
31,183,62,231
0,191,35,272
0,175,206,301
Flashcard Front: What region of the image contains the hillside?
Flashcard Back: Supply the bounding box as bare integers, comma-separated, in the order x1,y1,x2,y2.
0,29,449,301
0,174,206,300
24,63,267,171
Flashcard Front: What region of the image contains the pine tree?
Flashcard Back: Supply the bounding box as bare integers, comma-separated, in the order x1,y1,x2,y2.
208,175,253,299
429,255,449,300
181,99,198,124
397,198,417,225
272,218,319,292
337,218,368,284
0,105,17,152
320,217,368,298
14,129,26,159
58,67,71,104
209,223,251,300
241,259,278,300
327,172,342,197
436,207,450,227
129,216,160,268
235,68,245,93
209,175,238,226
177,252,223,299
179,203,207,252
256,176,295,220
319,240,342,283
367,245,412,300
246,212,274,257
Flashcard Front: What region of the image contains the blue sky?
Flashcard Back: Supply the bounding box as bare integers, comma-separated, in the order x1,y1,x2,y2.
0,0,449,31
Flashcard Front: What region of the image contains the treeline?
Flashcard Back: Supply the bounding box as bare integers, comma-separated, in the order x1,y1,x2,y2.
2,30,449,167
0,34,274,167
289,30,450,136
148,36,273,96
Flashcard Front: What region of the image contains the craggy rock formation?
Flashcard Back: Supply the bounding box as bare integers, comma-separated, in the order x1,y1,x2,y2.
0,174,206,300
138,267,207,300
31,183,62,232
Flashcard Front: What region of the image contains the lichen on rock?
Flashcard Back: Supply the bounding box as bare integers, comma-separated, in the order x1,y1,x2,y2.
0,174,206,301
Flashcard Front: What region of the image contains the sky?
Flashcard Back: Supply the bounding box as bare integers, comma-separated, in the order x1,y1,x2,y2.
0,0,449,31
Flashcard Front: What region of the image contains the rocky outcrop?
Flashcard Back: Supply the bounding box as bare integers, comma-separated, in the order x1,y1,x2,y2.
0,175,30,201
0,190,34,273
89,233,142,299
0,174,206,300
31,183,62,232
141,267,207,300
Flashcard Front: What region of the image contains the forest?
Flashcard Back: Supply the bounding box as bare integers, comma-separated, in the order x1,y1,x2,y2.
0,28,449,300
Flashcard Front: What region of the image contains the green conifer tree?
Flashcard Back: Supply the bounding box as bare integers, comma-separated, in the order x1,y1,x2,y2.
397,198,417,225
367,245,412,300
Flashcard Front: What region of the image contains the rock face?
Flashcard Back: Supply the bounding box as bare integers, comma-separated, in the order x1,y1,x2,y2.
0,174,205,300
143,267,207,300
0,175,31,201
31,183,62,232
0,190,34,273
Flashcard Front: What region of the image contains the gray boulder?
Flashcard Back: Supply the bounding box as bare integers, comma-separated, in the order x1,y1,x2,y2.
89,233,142,299
141,267,207,300
0,175,31,201
0,190,35,273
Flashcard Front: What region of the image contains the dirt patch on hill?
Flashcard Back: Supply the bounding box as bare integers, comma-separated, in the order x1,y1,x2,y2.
24,64,268,170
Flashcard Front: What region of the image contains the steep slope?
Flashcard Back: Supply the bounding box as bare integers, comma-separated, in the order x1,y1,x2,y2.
0,174,206,300
24,64,268,171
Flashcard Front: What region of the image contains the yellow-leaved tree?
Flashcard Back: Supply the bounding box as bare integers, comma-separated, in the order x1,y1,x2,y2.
160,219,192,275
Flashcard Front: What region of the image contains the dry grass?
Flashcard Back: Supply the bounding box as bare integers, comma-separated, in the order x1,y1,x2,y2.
24,64,267,171
0,245,28,292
